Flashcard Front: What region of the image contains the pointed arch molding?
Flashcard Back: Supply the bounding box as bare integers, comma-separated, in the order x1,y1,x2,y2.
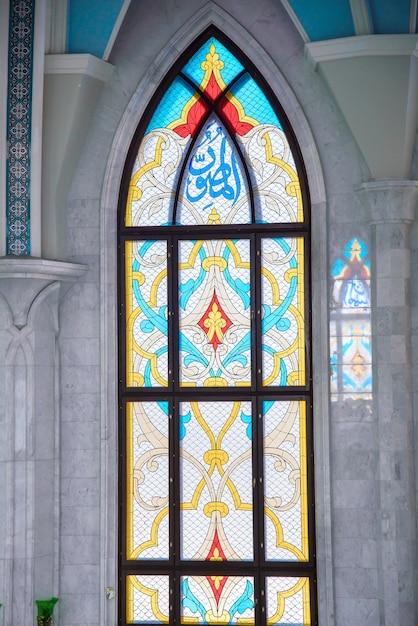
101,6,332,625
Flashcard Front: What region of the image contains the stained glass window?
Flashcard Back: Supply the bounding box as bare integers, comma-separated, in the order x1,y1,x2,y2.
119,30,316,625
330,238,372,400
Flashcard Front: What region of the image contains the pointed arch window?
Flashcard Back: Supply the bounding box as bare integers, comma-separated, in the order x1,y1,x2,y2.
119,30,316,625
330,238,372,400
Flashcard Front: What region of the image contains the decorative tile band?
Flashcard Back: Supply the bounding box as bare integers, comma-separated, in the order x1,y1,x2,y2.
6,0,35,255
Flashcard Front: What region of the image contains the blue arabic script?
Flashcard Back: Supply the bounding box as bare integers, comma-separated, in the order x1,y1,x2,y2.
186,120,241,206
343,277,370,307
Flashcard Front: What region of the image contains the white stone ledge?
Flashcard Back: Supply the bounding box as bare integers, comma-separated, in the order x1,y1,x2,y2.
44,54,114,82
306,34,418,68
0,257,87,281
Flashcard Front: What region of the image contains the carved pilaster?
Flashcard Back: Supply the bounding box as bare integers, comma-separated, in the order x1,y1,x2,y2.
0,258,86,625
358,179,418,624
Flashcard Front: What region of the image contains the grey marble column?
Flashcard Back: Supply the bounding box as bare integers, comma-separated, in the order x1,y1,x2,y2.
0,259,85,625
358,180,418,624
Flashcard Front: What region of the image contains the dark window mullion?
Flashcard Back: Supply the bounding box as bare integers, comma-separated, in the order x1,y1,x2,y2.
255,234,263,390
119,400,127,624
303,230,312,391
309,572,318,626
169,235,178,390
255,395,266,567
305,400,317,569
253,231,266,625
119,239,127,391
254,573,266,626
118,232,128,574
120,221,308,238
172,399,181,623
170,571,178,625
171,237,183,395
251,231,263,565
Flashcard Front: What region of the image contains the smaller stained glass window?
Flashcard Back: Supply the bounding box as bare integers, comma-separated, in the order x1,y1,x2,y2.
330,238,372,400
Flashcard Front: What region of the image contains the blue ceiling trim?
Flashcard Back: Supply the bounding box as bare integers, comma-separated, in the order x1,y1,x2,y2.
368,0,412,34
67,0,124,57
287,0,356,41
67,0,417,56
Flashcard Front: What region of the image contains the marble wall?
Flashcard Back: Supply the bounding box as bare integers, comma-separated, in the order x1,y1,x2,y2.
0,0,417,624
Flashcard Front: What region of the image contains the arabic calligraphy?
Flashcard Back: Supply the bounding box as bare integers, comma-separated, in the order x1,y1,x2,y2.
186,120,241,207
342,276,369,308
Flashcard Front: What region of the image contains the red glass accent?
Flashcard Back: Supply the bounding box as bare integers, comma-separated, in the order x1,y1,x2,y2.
172,98,209,138
338,239,370,280
197,290,232,351
219,98,254,136
173,61,255,137
205,72,223,101
205,530,227,603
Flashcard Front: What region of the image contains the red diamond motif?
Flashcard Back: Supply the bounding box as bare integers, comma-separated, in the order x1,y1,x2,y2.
197,290,232,351
205,530,228,603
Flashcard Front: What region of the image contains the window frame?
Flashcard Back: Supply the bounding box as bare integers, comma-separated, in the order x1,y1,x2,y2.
118,26,317,625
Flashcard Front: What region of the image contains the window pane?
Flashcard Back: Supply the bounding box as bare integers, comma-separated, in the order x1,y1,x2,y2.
181,575,254,623
177,116,251,226
125,240,168,387
120,33,314,626
126,402,169,560
180,401,253,560
266,577,310,625
179,239,251,387
126,77,208,227
227,73,303,224
263,401,309,561
261,237,305,386
126,575,169,624
181,37,244,91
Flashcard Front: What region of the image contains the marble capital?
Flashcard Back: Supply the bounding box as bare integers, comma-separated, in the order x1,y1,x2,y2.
356,179,418,225
0,257,87,327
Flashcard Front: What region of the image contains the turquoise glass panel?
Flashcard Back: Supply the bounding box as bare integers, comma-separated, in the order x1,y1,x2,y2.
126,240,168,387
228,73,283,129
146,76,199,134
181,37,244,89
261,237,305,386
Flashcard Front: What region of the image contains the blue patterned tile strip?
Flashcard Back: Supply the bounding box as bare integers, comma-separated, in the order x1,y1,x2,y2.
6,0,35,255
